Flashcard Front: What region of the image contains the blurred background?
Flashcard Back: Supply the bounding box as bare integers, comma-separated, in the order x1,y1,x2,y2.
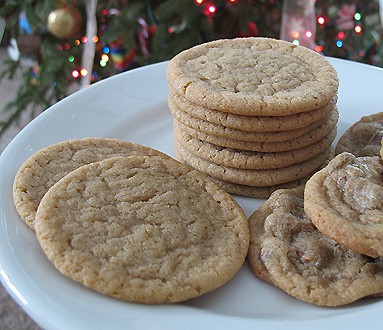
1,0,383,149
1,0,383,153
0,1,383,328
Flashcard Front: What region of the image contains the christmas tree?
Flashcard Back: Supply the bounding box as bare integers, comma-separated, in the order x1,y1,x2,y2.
0,0,382,138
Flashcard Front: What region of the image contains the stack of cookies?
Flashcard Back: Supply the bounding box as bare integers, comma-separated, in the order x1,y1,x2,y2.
166,37,339,198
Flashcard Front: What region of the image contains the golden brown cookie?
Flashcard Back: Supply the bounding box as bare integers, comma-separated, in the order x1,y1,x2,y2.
35,156,250,304
335,112,383,157
174,121,335,170
13,138,168,230
174,113,338,152
169,89,337,132
175,141,332,187
171,106,334,143
304,152,383,258
167,37,339,116
248,187,383,306
175,149,317,199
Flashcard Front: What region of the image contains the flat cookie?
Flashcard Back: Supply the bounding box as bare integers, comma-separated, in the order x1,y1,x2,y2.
169,89,337,132
175,142,332,186
175,149,315,199
170,106,332,142
304,152,383,258
167,37,339,116
174,110,338,152
248,187,383,306
35,156,250,304
13,138,168,230
335,112,383,157
174,121,335,170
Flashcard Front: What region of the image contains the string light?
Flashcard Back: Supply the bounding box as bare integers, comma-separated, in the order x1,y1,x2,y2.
337,31,346,40
74,39,80,46
68,55,75,62
92,36,99,43
100,59,107,67
292,31,299,38
82,36,88,43
101,54,109,62
195,0,203,4
315,45,324,52
80,68,88,76
317,16,325,25
292,39,300,45
207,4,216,14
336,40,343,48
103,46,110,54
354,12,362,21
71,69,80,78
305,30,313,38
354,25,362,34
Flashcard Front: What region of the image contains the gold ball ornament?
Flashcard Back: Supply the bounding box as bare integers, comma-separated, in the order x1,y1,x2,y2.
47,7,83,39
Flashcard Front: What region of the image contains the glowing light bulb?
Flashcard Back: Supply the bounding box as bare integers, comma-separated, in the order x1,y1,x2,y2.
337,31,346,39
292,31,300,38
101,54,109,62
354,12,362,21
317,16,325,25
208,5,216,14
354,25,362,34
80,68,88,76
305,30,313,38
72,70,80,78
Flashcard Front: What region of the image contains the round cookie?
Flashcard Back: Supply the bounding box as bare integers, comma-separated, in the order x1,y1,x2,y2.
304,152,383,258
171,106,332,143
169,90,337,132
13,137,168,230
248,187,383,307
174,122,336,170
174,109,338,152
175,142,332,187
167,37,339,116
175,149,314,199
335,112,383,157
34,156,250,304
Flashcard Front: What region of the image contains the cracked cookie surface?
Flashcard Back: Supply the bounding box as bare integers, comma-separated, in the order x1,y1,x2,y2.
35,156,250,304
248,187,383,306
335,112,383,157
13,138,168,230
166,37,339,116
304,152,383,258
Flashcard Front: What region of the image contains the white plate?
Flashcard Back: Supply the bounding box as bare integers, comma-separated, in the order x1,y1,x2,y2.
1,58,383,330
